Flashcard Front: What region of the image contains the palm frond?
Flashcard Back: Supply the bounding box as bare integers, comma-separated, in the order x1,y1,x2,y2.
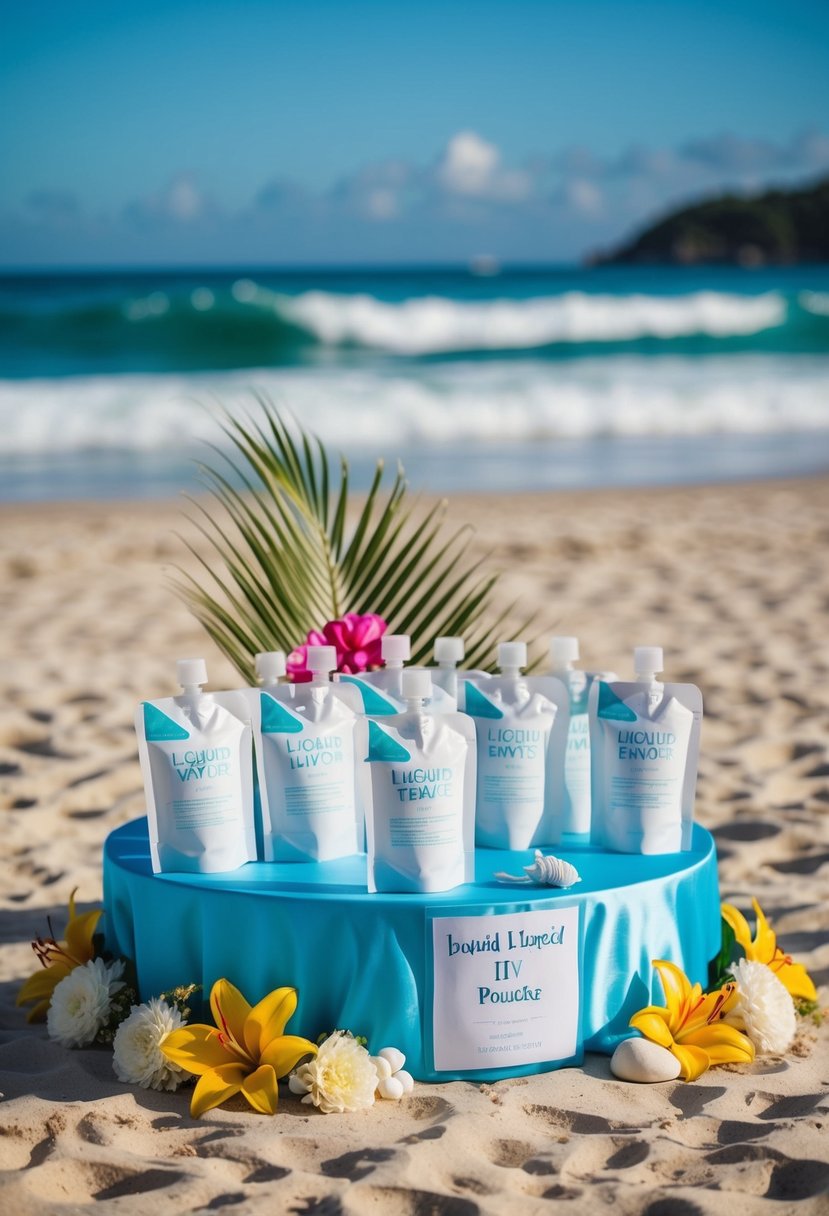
173,402,541,680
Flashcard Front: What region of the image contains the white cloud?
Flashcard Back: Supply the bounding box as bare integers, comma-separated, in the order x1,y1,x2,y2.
166,174,202,221
436,131,533,201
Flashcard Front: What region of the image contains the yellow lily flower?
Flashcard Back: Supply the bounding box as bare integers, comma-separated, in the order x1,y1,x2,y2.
160,978,317,1117
630,959,755,1081
17,889,102,1021
721,899,817,1002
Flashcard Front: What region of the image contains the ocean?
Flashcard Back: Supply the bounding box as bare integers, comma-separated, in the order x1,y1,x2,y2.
2,265,829,501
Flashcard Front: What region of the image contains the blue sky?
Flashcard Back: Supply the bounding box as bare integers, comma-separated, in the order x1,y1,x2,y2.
2,0,828,266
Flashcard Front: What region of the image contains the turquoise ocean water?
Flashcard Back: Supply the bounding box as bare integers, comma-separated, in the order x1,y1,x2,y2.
2,265,829,500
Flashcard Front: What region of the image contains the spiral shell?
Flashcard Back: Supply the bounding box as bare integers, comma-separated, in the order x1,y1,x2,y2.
494,850,581,889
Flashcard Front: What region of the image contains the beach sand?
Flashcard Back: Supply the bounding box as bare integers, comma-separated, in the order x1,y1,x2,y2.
1,478,828,1215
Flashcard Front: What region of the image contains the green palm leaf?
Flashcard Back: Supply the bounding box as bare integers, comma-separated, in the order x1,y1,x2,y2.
173,403,540,681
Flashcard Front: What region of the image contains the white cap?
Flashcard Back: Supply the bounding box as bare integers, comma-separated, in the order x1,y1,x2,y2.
177,658,208,688
255,651,286,682
307,645,337,674
498,641,527,670
382,634,411,662
550,636,579,665
634,646,664,675
402,667,432,700
434,636,465,664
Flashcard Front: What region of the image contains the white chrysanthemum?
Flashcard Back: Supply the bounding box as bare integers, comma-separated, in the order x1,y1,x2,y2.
293,1031,378,1114
732,958,797,1055
47,958,125,1048
112,998,187,1091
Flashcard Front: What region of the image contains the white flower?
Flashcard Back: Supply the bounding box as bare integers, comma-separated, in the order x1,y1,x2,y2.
293,1031,378,1113
112,998,187,1091
732,958,797,1055
47,958,125,1048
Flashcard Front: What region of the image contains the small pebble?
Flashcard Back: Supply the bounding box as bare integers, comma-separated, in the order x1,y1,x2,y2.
377,1047,405,1073
395,1069,414,1094
288,1072,309,1095
377,1075,405,1101
371,1055,393,1080
610,1037,681,1083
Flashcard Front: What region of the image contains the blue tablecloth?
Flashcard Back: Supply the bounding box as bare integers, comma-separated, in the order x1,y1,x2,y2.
103,818,720,1081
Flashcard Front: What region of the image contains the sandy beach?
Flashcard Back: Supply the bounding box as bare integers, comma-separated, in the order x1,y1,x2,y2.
1,477,828,1215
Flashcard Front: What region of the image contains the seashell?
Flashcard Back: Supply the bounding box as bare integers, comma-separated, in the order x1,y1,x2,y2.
494,850,582,889
395,1069,414,1094
377,1074,405,1101
370,1055,393,1080
377,1046,406,1073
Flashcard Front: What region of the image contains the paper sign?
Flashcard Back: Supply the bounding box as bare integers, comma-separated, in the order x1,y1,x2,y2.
431,906,580,1071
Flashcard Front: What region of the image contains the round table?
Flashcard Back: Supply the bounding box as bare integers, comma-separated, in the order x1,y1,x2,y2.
104,818,719,1082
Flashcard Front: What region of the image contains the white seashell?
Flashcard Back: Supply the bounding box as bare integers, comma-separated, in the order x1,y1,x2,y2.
395,1069,414,1094
377,1046,406,1073
370,1055,393,1080
610,1037,681,1083
377,1074,405,1100
494,850,581,889
288,1071,310,1095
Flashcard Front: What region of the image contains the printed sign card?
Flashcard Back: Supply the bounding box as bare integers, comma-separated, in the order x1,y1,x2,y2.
431,906,580,1071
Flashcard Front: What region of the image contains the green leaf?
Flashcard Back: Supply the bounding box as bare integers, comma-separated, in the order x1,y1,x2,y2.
176,400,541,678
708,916,738,991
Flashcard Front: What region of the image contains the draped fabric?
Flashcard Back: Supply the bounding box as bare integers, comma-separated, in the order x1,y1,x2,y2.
104,820,719,1081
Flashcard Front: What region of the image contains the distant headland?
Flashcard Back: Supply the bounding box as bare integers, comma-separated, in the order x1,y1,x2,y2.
589,175,829,267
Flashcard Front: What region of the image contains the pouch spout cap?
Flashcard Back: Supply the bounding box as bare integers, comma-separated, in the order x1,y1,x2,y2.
435,636,464,664
307,645,337,674
177,657,208,689
550,636,579,665
382,634,411,663
402,667,432,701
498,641,527,670
634,646,664,677
255,651,286,682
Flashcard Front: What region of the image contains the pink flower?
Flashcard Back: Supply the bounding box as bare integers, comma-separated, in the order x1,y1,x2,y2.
287,614,387,683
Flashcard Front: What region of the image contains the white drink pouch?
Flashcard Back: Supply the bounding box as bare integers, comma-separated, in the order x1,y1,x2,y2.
361,668,476,893
589,646,702,854
549,636,617,840
342,632,456,715
251,646,363,862
136,658,255,874
460,642,570,849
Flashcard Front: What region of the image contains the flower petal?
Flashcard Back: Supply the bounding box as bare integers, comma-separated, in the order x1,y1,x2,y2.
64,908,102,961
244,986,297,1058
671,1043,710,1081
25,998,51,1023
17,963,68,1005
629,1010,674,1049
210,979,252,1048
652,961,692,1032
160,1025,234,1075
260,1034,318,1077
721,903,752,955
191,1064,247,1117
683,1022,755,1063
241,1064,279,1115
775,960,817,1002
751,899,778,962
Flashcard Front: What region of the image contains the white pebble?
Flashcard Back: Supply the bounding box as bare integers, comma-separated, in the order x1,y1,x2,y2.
370,1055,393,1080
395,1069,414,1094
377,1075,404,1101
610,1037,681,1083
377,1047,405,1073
288,1071,309,1095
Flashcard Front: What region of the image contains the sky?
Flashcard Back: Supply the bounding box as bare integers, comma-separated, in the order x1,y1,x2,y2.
2,0,829,267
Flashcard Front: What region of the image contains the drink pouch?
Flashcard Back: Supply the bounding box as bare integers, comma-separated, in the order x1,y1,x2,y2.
460,642,570,849
250,646,363,861
360,668,476,893
135,659,255,874
589,646,702,854
549,637,617,840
